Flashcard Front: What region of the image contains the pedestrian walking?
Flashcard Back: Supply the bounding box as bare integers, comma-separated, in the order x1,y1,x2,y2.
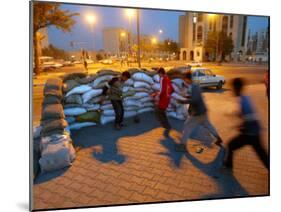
223,78,269,170
151,68,174,132
175,71,223,152
102,71,131,130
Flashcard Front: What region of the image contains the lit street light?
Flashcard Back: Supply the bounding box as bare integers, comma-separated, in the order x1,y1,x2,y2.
151,37,158,44
124,9,136,59
158,29,163,34
85,13,96,51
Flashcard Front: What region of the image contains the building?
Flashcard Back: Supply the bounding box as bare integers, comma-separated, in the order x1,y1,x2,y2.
246,28,269,62
179,12,248,62
102,27,129,56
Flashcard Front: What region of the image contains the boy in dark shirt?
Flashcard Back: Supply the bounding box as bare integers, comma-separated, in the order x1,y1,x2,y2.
223,78,269,170
102,71,131,130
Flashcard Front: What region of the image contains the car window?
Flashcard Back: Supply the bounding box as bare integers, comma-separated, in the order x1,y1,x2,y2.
198,70,205,76
205,70,213,76
192,71,197,77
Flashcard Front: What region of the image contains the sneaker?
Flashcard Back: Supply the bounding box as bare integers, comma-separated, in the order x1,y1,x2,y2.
175,143,186,152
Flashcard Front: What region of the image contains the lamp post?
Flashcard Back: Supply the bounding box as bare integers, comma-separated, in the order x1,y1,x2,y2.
136,9,141,68
85,13,96,52
125,9,136,59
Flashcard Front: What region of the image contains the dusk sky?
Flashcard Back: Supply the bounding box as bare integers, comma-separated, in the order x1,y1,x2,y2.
47,3,269,51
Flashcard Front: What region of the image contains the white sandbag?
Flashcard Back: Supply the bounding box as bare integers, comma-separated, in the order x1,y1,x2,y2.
138,107,154,114
124,99,141,107
88,95,104,104
153,74,160,83
64,107,87,116
33,125,42,139
83,103,100,111
176,104,188,116
166,111,185,120
100,115,115,125
39,135,75,173
68,122,97,130
152,83,160,91
172,78,185,88
124,106,138,111
91,75,114,87
65,85,92,97
133,87,152,93
134,92,150,99
141,102,154,108
100,103,113,110
132,72,154,84
134,81,151,90
65,116,76,124
171,92,188,101
82,89,103,104
124,111,137,118
124,96,139,101
124,78,134,86
139,96,153,103
102,109,115,116
122,86,133,93
172,83,181,94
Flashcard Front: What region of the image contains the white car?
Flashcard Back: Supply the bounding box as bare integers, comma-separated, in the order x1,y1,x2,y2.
191,68,225,89
187,61,202,67
39,56,63,69
99,59,113,65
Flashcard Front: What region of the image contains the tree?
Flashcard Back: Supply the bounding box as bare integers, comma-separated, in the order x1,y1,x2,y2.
158,39,179,54
42,44,70,60
33,2,78,75
205,31,234,62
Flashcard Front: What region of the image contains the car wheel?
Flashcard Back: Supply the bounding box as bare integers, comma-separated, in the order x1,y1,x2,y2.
216,81,223,89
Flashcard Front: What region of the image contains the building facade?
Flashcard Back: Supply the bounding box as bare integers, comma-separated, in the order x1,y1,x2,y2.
247,27,269,62
179,12,248,62
102,27,129,56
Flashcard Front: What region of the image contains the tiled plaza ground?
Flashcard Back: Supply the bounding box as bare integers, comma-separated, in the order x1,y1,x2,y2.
33,84,269,210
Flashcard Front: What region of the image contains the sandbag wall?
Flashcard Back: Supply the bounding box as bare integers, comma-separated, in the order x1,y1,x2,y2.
34,78,76,175
61,68,190,131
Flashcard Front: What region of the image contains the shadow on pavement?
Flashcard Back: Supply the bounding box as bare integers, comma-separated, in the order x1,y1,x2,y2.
71,112,161,164
158,127,248,197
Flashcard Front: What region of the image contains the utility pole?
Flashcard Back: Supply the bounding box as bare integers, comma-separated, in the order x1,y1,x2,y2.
136,9,141,68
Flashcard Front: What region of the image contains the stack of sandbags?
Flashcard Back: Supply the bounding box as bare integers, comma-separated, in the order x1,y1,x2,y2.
39,134,76,173
62,70,119,127
38,78,76,173
128,69,155,115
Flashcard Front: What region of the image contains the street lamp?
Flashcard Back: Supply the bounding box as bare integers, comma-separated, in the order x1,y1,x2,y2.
124,9,136,60
159,29,163,34
85,13,96,51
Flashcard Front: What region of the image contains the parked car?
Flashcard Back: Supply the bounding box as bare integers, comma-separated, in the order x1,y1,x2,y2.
39,56,63,70
191,68,225,89
99,59,113,65
187,61,202,67
62,60,74,67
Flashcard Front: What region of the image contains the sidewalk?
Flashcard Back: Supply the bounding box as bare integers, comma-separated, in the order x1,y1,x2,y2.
33,84,268,210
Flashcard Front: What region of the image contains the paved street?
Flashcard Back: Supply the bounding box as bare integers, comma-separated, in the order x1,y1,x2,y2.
33,82,269,210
